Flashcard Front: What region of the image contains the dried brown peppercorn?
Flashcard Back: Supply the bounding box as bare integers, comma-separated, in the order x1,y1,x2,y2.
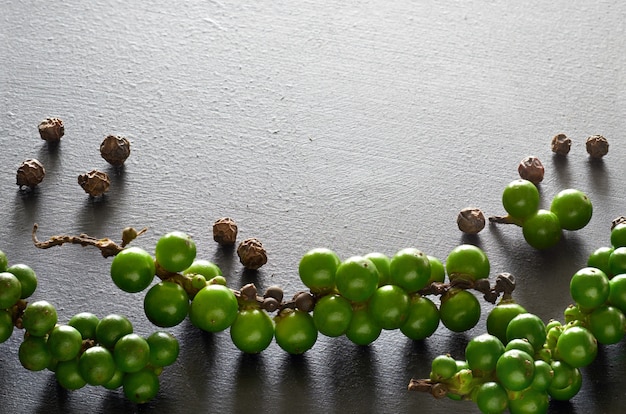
213,217,238,245
518,156,545,185
100,135,131,166
16,159,46,189
551,133,571,155
38,118,64,143
237,237,267,270
457,207,485,234
78,170,110,197
586,135,609,159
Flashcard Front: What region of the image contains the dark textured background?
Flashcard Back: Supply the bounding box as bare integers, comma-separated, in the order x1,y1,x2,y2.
2,1,626,413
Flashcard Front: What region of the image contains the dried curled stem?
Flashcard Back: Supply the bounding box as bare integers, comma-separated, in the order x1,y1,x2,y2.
9,299,28,329
417,273,516,304
488,215,522,225
32,223,147,258
407,379,448,399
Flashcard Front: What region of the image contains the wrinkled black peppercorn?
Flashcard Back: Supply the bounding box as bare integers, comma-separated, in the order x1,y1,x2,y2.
237,237,267,270
213,217,238,245
38,118,64,143
78,170,110,197
100,135,131,166
518,156,544,185
551,133,571,155
586,135,609,159
16,159,46,189
457,207,485,234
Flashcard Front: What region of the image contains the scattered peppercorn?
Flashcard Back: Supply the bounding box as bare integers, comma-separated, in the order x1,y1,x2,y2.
518,156,544,184
100,135,131,166
16,159,46,189
78,170,110,197
213,217,238,245
551,133,571,155
457,207,485,234
38,118,64,143
586,135,609,159
237,237,267,270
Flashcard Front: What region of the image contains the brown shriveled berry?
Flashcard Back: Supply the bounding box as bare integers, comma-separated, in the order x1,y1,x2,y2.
240,283,258,301
518,156,545,184
100,135,131,166
237,237,267,270
294,292,315,312
77,170,110,197
213,217,238,245
495,273,516,295
551,133,571,155
264,286,284,303
457,207,485,234
473,278,491,293
120,226,147,247
38,117,64,143
16,159,46,189
586,135,609,159
261,297,280,312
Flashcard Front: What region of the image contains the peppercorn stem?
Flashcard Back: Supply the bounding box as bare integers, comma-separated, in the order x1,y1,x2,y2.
488,215,523,226
407,378,435,393
31,223,147,258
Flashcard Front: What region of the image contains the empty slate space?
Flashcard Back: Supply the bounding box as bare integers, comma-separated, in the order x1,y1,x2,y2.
2,1,626,413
